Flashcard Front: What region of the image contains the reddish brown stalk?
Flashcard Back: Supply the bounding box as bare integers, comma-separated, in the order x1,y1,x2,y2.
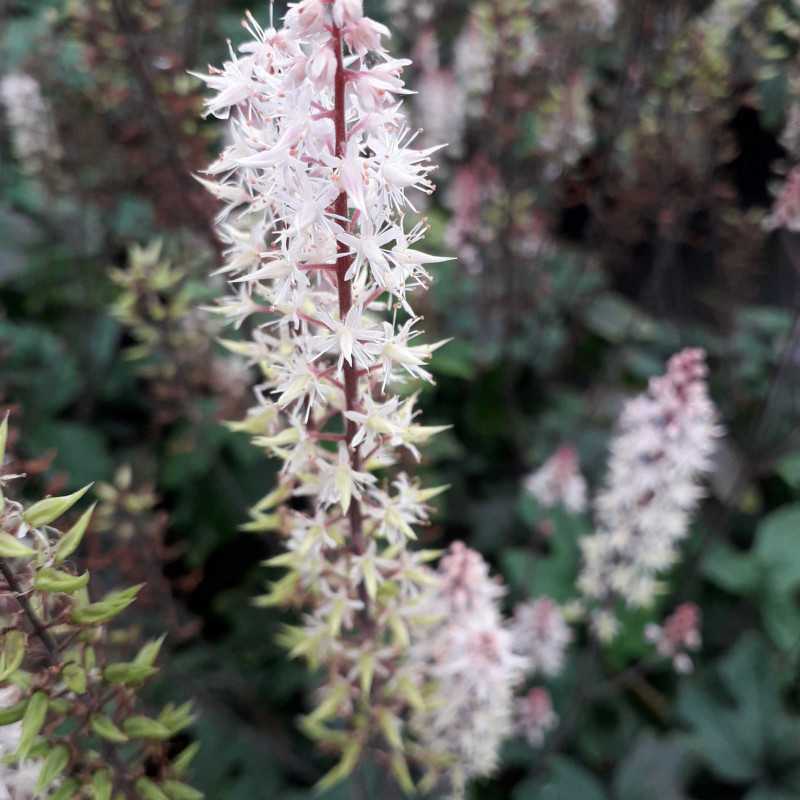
332,22,366,557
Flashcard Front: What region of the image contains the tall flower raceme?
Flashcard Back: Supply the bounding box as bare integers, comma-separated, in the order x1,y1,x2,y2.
195,0,454,789
578,348,722,640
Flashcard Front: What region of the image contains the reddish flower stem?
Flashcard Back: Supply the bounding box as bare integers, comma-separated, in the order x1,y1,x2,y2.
332,23,366,557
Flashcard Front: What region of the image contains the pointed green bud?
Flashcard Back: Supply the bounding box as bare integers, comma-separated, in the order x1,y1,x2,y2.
62,663,87,694
103,661,158,686
172,742,200,777
390,752,416,794
314,739,362,793
23,484,93,528
18,691,48,760
377,708,403,751
135,778,170,800
0,414,8,466
0,697,27,726
134,635,167,668
123,715,172,740
91,770,113,800
33,568,90,594
54,503,96,563
91,714,129,743
36,744,69,793
50,779,79,800
0,532,34,559
0,630,26,682
72,584,143,626
162,781,203,800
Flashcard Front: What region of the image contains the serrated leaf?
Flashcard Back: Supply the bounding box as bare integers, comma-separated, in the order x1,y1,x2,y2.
54,503,96,563
0,532,34,559
23,484,92,528
36,744,69,792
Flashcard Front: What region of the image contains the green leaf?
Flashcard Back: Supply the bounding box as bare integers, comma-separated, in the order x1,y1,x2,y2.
91,714,129,743
172,742,200,777
33,567,90,594
162,781,203,800
134,635,166,668
136,777,170,800
50,779,80,800
0,532,34,558
62,663,87,694
613,734,691,800
54,503,96,563
23,483,92,528
0,630,26,681
513,756,608,800
124,715,172,740
36,744,69,792
103,661,158,686
91,770,113,800
0,414,8,465
315,740,362,792
677,633,798,783
0,698,27,726
702,542,760,595
18,691,48,760
71,584,143,625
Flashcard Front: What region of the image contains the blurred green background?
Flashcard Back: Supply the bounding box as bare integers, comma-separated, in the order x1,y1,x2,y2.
4,0,800,797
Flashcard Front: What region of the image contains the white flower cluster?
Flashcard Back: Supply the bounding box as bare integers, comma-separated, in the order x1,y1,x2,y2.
511,596,572,677
516,687,558,748
410,542,526,798
0,72,61,175
578,349,721,634
524,444,588,514
196,0,453,780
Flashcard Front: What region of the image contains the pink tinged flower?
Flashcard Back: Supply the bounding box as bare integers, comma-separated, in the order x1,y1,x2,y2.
516,688,558,747
645,602,701,673
511,597,573,677
524,445,588,513
344,17,391,55
578,348,722,620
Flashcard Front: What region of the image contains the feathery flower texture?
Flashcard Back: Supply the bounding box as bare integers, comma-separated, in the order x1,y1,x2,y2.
196,0,452,788
410,543,526,797
579,348,721,637
524,444,588,514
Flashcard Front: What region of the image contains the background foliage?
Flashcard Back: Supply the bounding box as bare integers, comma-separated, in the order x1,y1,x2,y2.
3,0,800,797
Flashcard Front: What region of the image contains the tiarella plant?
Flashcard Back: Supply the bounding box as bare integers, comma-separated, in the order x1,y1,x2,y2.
0,417,201,799
196,0,452,790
